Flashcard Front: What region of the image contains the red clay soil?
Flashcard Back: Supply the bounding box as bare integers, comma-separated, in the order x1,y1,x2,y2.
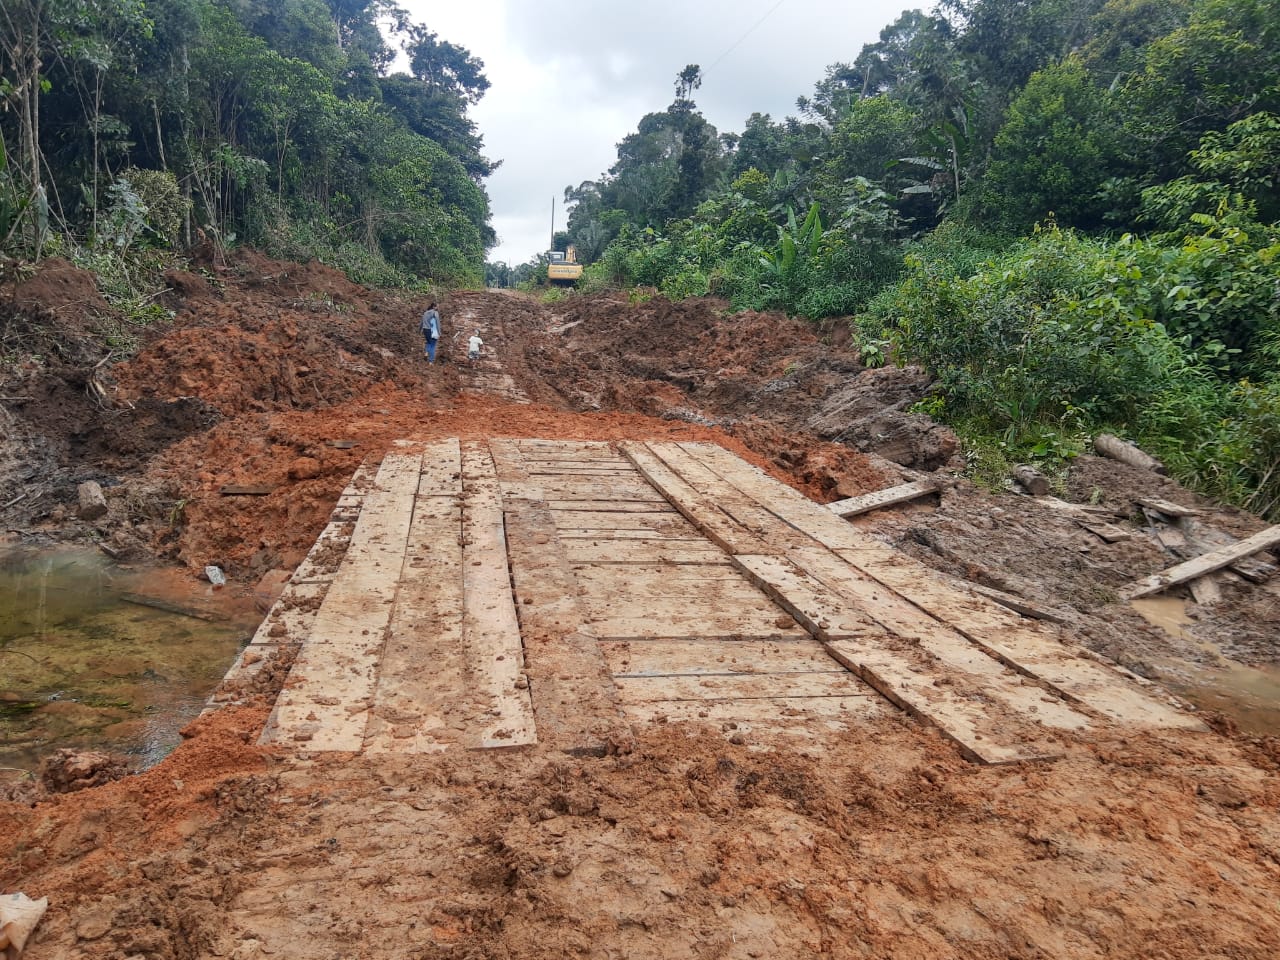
2,255,1280,959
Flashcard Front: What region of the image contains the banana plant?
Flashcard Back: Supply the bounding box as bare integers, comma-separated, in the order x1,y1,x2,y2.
759,201,824,280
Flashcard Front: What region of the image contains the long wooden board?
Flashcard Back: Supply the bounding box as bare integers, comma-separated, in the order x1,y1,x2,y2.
601,638,844,677
491,439,632,755
417,438,462,497
560,539,729,565
615,672,873,703
621,442,770,554
364,493,469,754
734,554,1082,764
622,696,885,726
546,510,695,534
827,480,939,518
679,442,1205,732
267,452,422,750
1122,523,1280,599
461,444,537,748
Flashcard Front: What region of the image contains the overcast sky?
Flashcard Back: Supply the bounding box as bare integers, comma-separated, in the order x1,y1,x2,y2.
398,1,921,266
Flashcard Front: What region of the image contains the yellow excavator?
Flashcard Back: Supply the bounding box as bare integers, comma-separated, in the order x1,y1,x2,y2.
547,245,583,286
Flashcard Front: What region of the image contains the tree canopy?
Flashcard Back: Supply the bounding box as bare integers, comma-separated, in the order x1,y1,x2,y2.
0,0,495,283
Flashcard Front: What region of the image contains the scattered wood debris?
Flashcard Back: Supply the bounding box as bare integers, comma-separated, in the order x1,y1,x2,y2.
827,479,939,518
1120,524,1280,599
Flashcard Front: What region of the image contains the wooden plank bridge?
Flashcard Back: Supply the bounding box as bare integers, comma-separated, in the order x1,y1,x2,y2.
211,439,1206,763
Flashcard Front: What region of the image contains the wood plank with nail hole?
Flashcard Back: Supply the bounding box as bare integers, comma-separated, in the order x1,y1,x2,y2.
734,553,1084,764
267,451,422,750
680,442,1206,732
491,439,632,755
460,443,537,748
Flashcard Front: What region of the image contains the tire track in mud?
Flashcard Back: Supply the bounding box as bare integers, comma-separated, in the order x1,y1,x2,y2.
450,299,531,405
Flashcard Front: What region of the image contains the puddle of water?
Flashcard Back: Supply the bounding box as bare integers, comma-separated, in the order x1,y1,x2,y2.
1131,596,1280,736
1,547,255,774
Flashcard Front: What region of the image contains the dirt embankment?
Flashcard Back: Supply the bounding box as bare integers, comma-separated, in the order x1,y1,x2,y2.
2,257,1280,959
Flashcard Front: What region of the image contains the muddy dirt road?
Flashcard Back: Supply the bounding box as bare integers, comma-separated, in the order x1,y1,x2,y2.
3,252,1280,958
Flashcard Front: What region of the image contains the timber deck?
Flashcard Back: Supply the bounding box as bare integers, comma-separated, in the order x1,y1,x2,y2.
210,439,1206,763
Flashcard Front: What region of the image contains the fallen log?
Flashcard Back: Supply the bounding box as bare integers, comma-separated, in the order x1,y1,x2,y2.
1120,523,1280,599
1095,434,1167,475
1010,464,1050,496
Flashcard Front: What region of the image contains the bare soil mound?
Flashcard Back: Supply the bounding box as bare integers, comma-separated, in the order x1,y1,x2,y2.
2,261,1280,960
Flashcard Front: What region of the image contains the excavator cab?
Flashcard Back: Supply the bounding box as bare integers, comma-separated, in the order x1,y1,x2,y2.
547,245,583,286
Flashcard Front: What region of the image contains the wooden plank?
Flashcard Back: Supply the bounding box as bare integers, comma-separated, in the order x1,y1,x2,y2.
1135,496,1200,517
1121,524,1280,599
289,462,381,583
267,451,422,750
647,442,813,550
220,484,273,496
615,672,872,702
289,519,354,584
827,480,939,518
735,553,1088,764
518,439,614,452
524,468,634,478
493,440,632,756
585,613,809,642
621,442,771,554
962,582,1072,624
545,509,691,533
1181,518,1278,583
575,562,751,587
363,496,471,754
601,638,841,677
562,539,729,565
417,438,462,497
504,481,665,502
580,589,784,621
673,442,867,552
555,527,705,541
682,442,1206,732
460,443,537,747
622,696,885,726
547,500,673,513
1074,517,1132,543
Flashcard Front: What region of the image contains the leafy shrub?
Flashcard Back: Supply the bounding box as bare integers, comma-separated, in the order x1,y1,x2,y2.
867,219,1280,517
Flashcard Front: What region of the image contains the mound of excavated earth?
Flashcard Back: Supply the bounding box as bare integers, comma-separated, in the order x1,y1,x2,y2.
2,254,1279,959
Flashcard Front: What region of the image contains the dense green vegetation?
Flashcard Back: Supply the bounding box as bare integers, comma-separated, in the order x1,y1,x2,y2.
0,0,494,287
540,0,1280,518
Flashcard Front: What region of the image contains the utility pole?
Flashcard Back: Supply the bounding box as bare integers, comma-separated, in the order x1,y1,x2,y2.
549,196,555,253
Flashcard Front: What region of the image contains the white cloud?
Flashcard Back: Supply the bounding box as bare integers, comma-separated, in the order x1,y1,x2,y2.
398,1,921,265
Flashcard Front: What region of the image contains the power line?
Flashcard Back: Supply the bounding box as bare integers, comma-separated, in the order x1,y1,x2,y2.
704,0,789,74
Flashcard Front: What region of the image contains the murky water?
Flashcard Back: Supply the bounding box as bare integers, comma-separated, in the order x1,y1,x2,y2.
0,548,255,774
1132,595,1280,736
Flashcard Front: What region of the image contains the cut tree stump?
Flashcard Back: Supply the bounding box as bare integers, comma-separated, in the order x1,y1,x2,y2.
1120,524,1280,599
1011,465,1051,496
77,481,107,520
826,479,939,518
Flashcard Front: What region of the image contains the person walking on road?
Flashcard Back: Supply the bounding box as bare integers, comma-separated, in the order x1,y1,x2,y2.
467,330,485,366
420,302,441,362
